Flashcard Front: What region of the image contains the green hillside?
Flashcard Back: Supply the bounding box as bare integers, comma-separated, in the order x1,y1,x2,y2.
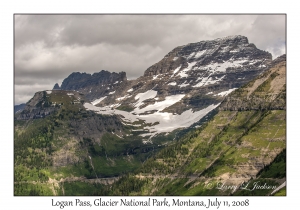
14,90,169,195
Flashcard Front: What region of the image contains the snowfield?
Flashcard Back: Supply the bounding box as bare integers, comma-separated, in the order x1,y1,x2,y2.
140,103,220,136
134,90,157,108
84,97,220,138
133,94,185,114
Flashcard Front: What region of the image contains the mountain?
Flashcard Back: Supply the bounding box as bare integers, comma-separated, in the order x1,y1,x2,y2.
14,36,285,196
57,35,272,140
52,83,60,90
15,90,87,120
14,103,26,114
60,70,128,102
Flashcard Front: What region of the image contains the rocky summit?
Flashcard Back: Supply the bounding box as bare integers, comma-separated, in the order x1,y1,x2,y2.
144,35,271,77
60,70,127,102
52,83,60,90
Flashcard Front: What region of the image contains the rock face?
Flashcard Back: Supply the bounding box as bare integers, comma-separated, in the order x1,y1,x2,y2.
60,70,128,101
138,35,271,109
144,35,271,76
16,91,57,120
219,54,286,111
16,90,86,120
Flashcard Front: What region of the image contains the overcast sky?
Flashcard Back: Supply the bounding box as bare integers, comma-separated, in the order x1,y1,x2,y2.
14,14,286,105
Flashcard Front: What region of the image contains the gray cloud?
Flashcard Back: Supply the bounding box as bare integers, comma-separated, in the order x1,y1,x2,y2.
14,14,286,105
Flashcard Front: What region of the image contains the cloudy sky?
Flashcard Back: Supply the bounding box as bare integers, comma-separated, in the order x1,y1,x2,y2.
14,14,286,105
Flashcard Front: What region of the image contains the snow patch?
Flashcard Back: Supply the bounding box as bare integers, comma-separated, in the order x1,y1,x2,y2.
168,82,177,86
134,94,185,114
108,91,115,95
187,52,196,59
153,75,160,80
109,103,120,108
170,65,181,78
91,96,107,105
114,133,123,139
178,71,189,78
193,75,225,88
219,46,230,53
195,59,251,73
178,81,189,88
214,88,237,97
194,50,207,58
84,103,140,123
116,95,130,101
134,90,157,108
178,61,197,78
127,88,133,92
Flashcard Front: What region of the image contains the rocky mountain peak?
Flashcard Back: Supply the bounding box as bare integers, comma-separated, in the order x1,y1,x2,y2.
144,35,271,77
53,83,60,90
57,70,127,101
60,70,127,90
213,35,249,45
16,90,86,120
